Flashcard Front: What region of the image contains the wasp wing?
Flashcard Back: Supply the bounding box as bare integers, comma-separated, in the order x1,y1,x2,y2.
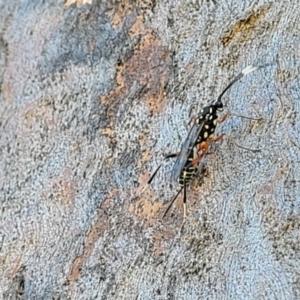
171,118,206,182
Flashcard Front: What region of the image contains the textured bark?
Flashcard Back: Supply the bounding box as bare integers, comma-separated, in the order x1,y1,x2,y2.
1,0,300,299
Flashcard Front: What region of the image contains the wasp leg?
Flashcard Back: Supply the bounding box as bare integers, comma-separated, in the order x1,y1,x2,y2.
184,150,207,170
211,133,260,153
198,134,224,154
211,133,225,143
141,152,180,194
162,187,183,219
214,133,260,152
183,143,209,170
227,137,261,153
214,120,260,152
198,140,210,153
186,136,224,169
228,111,262,121
217,114,228,124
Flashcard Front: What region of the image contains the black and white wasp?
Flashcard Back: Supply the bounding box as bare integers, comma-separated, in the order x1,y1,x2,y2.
142,64,270,219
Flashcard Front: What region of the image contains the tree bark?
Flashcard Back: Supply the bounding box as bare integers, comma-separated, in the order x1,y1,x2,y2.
1,0,300,299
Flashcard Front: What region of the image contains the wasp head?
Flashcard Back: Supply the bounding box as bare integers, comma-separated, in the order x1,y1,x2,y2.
214,100,223,111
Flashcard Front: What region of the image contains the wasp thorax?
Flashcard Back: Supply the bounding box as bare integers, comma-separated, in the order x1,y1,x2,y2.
197,105,213,120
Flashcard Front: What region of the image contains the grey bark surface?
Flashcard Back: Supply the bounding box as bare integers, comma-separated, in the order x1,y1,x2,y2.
1,0,300,299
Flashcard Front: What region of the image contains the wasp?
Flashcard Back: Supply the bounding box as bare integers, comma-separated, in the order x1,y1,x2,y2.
171,64,270,181
142,64,270,219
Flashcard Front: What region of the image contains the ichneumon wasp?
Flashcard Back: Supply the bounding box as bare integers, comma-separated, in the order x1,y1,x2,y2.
142,64,270,219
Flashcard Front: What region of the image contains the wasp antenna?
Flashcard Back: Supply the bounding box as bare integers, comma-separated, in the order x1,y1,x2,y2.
216,73,243,103
241,65,258,75
216,63,270,104
242,63,272,75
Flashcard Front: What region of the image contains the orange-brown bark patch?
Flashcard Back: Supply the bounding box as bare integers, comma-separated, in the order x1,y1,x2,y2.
68,210,109,282
67,189,120,282
129,15,146,37
221,6,269,47
137,149,151,168
135,171,151,193
109,0,134,29
100,30,171,127
102,188,119,210
129,191,162,223
23,101,55,129
101,127,115,137
131,31,170,113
